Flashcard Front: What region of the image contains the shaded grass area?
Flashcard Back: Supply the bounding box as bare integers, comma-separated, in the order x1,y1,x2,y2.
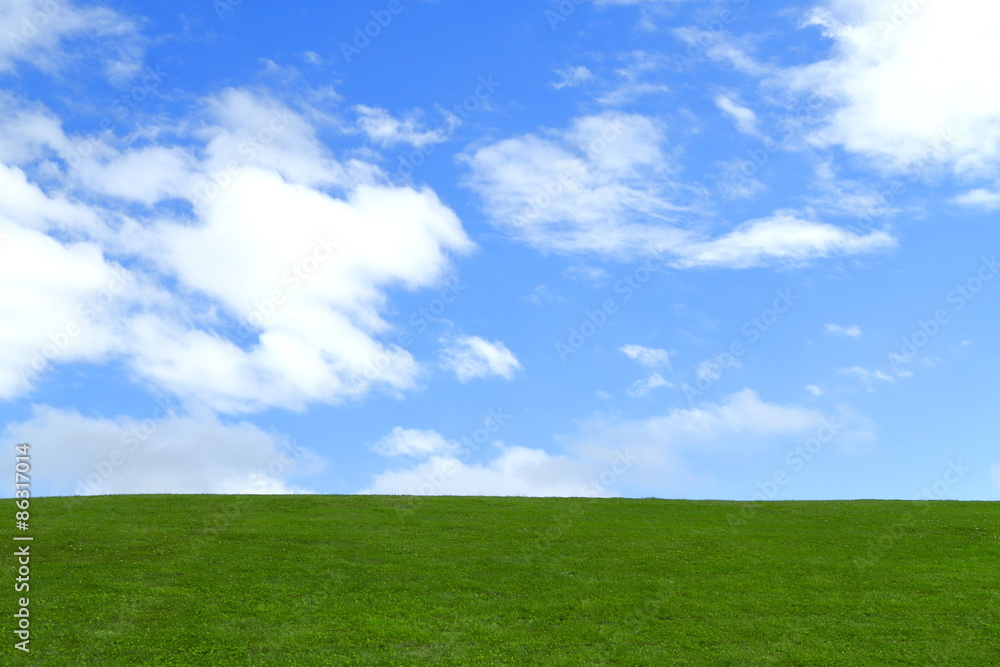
3,495,999,665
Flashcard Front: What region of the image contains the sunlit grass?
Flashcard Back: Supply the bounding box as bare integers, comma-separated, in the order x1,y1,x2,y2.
3,495,998,665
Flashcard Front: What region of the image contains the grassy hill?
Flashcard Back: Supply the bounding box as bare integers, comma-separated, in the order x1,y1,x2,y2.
3,495,998,665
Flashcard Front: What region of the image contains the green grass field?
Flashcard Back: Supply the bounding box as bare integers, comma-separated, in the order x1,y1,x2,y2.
3,495,999,665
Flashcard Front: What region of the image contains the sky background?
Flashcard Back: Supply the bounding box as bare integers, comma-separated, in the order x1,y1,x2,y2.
1,0,998,501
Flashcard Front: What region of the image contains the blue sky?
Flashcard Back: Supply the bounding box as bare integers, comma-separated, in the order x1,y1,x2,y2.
1,0,998,500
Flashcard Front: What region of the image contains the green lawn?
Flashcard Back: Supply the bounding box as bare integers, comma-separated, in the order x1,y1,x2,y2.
3,495,998,665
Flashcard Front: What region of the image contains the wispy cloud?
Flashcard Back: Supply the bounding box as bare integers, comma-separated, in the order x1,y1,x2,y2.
714,94,761,137
551,65,594,90
352,105,453,148
626,372,672,397
440,335,521,383
620,344,672,369
825,323,862,337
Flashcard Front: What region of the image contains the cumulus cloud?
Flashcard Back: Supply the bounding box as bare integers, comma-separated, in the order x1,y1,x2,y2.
0,84,475,412
0,219,127,399
440,335,521,382
1,406,319,496
784,0,1000,175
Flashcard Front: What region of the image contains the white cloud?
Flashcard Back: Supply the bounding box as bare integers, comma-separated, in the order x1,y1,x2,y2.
72,146,196,206
364,390,867,497
370,426,458,458
0,161,103,237
551,65,594,89
0,86,475,413
596,51,671,106
952,187,1000,210
674,213,895,269
806,384,824,396
838,365,895,391
626,372,672,397
363,445,607,497
620,344,672,369
440,335,521,383
825,323,862,337
784,0,1000,175
0,0,141,76
806,161,904,219
0,219,126,399
674,27,769,76
464,112,894,264
140,165,471,411
567,389,857,493
352,105,453,148
1,406,318,495
714,94,761,136
0,93,72,166
595,389,825,448
462,110,692,256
